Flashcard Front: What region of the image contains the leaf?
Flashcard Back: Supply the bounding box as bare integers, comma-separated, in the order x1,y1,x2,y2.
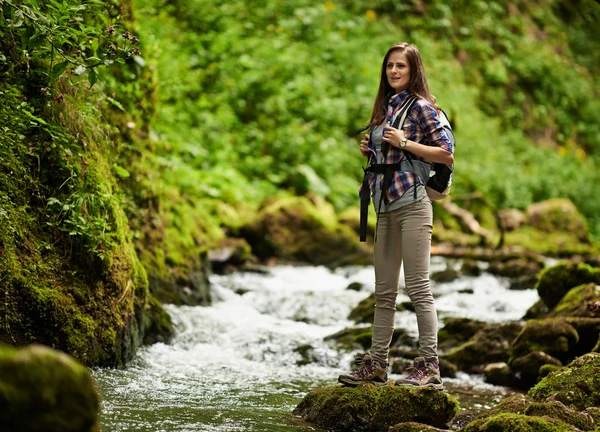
88,69,98,88
29,0,39,8
105,96,124,111
86,56,101,63
22,109,48,125
50,61,68,81
113,164,130,178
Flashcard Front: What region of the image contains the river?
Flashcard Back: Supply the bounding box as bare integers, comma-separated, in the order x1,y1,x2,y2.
94,257,540,431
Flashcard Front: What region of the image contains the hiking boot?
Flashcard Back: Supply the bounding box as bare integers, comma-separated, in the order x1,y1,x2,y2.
338,353,388,387
394,357,443,390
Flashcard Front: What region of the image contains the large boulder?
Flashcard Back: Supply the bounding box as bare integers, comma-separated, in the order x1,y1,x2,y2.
525,199,590,243
528,353,600,411
240,196,371,267
438,318,487,352
0,344,100,432
293,385,459,431
525,400,595,431
536,262,600,309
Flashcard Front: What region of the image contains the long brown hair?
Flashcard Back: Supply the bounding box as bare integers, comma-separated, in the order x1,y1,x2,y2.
369,42,439,127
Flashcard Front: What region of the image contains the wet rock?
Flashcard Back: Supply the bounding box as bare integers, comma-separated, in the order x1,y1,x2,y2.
142,295,175,345
0,344,100,432
450,410,478,430
483,362,514,387
548,283,600,318
539,363,563,378
510,351,563,388
511,319,579,364
388,422,447,431
438,318,487,352
525,198,590,243
443,322,523,373
293,385,459,431
240,196,371,267
294,344,318,366
348,293,375,324
346,282,364,291
461,412,579,432
208,237,254,274
563,318,600,357
525,400,594,431
498,208,526,232
529,352,600,410
460,259,481,276
509,274,540,290
536,262,600,309
523,299,550,320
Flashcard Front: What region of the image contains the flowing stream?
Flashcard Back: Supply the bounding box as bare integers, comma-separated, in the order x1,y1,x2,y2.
94,257,540,432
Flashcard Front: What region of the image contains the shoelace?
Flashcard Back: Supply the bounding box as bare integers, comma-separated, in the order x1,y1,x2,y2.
403,366,425,381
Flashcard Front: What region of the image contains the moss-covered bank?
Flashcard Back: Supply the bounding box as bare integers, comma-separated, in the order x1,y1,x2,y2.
0,0,174,366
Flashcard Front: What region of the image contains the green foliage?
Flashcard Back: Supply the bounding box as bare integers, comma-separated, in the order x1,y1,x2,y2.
135,0,600,239
0,0,140,87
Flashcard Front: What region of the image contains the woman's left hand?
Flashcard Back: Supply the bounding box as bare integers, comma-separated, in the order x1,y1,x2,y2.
382,126,406,148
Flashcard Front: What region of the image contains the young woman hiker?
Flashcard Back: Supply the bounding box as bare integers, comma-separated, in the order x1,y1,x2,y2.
338,42,454,390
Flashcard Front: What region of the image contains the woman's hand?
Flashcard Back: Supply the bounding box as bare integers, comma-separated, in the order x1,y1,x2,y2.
360,134,370,157
382,126,405,148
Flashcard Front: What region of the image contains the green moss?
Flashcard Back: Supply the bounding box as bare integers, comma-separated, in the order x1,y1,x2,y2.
529,353,600,410
293,385,459,431
388,422,446,431
525,401,594,431
0,344,99,432
511,319,579,364
461,413,579,432
550,284,600,317
536,262,600,309
475,394,533,420
348,293,376,324
240,196,371,267
443,322,522,372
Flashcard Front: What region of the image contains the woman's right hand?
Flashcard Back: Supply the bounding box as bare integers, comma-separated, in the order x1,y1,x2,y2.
360,134,370,158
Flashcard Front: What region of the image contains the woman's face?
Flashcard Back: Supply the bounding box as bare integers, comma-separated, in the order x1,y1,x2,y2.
386,50,410,93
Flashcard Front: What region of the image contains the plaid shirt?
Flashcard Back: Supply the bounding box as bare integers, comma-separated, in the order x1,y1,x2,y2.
364,89,454,203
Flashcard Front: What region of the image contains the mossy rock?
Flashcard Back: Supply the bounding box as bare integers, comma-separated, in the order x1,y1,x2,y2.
0,344,99,432
348,293,376,324
389,422,447,431
475,394,534,420
443,322,523,373
525,199,589,243
240,196,371,267
141,295,175,345
293,385,459,431
511,319,579,364
529,352,600,411
460,412,579,432
525,400,594,431
549,284,600,318
438,318,488,352
536,262,600,309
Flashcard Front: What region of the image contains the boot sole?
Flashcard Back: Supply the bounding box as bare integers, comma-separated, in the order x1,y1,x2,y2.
338,376,388,387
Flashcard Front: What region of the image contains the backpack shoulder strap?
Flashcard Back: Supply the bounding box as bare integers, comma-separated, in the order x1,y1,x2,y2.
391,95,418,129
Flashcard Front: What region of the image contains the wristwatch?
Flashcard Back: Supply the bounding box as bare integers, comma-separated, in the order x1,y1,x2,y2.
400,137,408,149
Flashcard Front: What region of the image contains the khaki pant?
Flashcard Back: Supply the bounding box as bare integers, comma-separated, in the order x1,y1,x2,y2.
370,198,439,364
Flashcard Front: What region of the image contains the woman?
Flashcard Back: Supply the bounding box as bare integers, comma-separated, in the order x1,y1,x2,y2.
338,42,454,390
